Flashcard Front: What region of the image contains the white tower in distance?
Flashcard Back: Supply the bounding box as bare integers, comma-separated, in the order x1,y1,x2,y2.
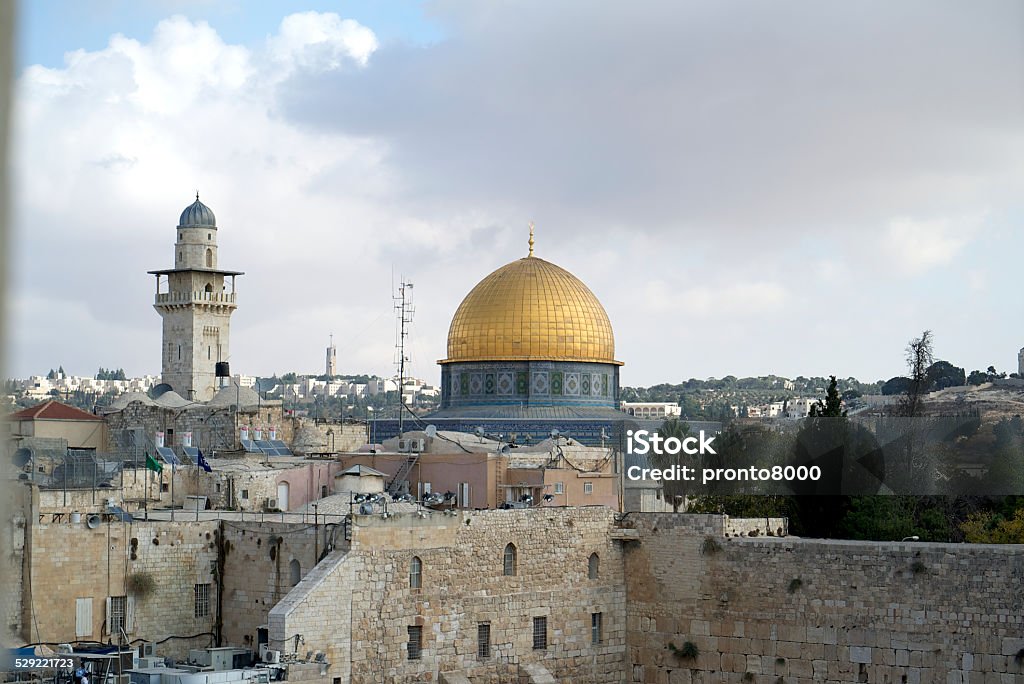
326,334,337,377
1018,347,1023,377
149,195,244,401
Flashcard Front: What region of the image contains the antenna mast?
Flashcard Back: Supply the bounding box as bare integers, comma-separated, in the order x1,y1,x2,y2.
394,279,415,435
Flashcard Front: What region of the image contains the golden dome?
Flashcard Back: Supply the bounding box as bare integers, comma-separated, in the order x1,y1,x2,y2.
442,255,622,365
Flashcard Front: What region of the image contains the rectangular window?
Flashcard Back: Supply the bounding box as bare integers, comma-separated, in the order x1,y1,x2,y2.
459,482,471,507
108,596,127,635
321,485,328,498
532,616,547,650
477,623,491,659
241,489,249,500
554,482,564,494
591,612,602,645
75,598,93,637
584,482,594,494
194,584,211,618
407,626,422,660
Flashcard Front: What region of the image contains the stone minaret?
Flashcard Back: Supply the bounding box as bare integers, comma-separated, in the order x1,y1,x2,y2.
1019,347,1024,377
149,195,243,401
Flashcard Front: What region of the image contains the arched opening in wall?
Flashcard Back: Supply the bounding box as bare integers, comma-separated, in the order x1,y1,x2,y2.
205,283,213,293
206,248,213,267
289,559,301,586
588,552,599,579
503,543,517,576
410,556,422,589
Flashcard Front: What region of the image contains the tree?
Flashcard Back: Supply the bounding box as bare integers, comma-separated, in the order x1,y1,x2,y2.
810,376,845,417
898,330,933,418
924,360,966,390
881,376,912,395
46,369,56,380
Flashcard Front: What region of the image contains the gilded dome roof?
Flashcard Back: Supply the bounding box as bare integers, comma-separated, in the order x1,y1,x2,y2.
442,255,621,365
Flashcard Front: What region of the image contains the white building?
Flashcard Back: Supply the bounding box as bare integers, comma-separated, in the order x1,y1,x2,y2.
620,402,682,419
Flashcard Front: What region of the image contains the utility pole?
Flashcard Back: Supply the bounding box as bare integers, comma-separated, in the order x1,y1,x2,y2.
394,279,414,436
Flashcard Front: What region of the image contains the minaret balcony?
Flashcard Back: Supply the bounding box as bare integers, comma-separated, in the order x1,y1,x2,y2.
155,291,238,308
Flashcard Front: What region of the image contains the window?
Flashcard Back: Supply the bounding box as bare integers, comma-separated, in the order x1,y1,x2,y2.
321,485,328,498
532,616,547,650
289,559,301,587
161,482,169,493
208,346,211,360
207,233,212,240
216,483,222,493
205,249,213,267
178,345,181,360
554,482,564,494
410,556,422,589
407,626,422,660
107,595,127,634
588,553,600,580
591,612,603,645
241,489,249,500
194,583,211,618
584,482,594,495
477,623,491,659
503,543,517,576
76,598,93,637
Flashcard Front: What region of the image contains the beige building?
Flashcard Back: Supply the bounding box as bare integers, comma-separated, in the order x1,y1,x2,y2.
8,400,108,451
339,430,620,510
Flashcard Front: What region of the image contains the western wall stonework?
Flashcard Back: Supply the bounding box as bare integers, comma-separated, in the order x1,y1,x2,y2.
624,513,1024,684
273,506,628,684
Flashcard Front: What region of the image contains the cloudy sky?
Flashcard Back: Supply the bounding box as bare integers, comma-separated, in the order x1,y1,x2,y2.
8,0,1024,387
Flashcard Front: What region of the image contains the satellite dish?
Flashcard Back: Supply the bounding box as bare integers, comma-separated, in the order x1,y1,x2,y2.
474,427,484,437
86,514,101,529
425,425,437,439
550,429,560,439
13,448,31,468
358,503,374,515
149,383,174,399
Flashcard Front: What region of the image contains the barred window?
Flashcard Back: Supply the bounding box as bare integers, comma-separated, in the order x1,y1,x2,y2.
554,482,564,494
410,556,422,590
407,626,422,660
591,612,602,645
583,482,594,494
109,596,127,634
588,553,600,580
477,623,491,659
503,543,517,576
194,583,211,618
532,616,547,650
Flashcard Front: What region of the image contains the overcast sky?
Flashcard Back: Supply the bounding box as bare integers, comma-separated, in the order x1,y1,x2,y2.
8,1,1024,387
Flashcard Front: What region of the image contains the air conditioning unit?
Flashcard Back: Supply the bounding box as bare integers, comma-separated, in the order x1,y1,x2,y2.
141,642,156,658
263,650,280,664
399,438,424,452
397,439,409,452
265,498,278,510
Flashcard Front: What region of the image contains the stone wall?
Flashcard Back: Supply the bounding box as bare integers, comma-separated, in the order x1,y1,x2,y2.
624,513,1024,683
265,507,627,683
219,520,331,648
23,518,218,658
104,402,292,456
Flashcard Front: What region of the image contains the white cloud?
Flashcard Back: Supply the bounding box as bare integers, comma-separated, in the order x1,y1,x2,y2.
882,215,982,275
268,11,379,72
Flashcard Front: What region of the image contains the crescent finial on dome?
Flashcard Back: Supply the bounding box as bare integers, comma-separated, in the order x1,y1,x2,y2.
528,221,535,257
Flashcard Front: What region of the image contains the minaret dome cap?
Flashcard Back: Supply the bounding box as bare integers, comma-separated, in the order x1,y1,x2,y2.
178,193,216,228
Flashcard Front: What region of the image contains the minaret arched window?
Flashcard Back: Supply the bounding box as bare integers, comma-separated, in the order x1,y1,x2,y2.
205,249,213,268
503,543,517,576
588,553,599,579
289,559,301,586
204,283,213,294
